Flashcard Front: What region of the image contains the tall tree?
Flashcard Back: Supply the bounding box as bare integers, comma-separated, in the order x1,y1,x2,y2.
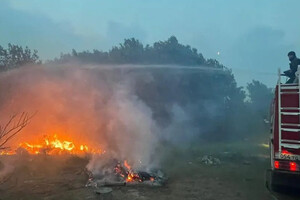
0,44,40,71
247,80,273,118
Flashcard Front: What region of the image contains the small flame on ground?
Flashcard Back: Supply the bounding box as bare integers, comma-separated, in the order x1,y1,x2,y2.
114,160,155,183
124,160,131,170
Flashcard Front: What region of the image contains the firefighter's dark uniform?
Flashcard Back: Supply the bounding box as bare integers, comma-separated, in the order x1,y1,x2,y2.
285,57,300,83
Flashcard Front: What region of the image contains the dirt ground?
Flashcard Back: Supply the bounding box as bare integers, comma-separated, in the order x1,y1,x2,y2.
0,140,299,200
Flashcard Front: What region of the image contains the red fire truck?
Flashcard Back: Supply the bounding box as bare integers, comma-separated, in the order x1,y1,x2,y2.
266,70,300,191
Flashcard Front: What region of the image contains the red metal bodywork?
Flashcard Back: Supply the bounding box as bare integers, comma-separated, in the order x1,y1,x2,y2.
266,78,300,191
272,85,300,162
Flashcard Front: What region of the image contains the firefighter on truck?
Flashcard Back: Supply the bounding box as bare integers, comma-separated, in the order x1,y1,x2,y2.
283,51,300,84
266,51,300,192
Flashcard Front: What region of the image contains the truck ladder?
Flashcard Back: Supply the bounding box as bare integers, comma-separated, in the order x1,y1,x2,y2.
278,68,300,151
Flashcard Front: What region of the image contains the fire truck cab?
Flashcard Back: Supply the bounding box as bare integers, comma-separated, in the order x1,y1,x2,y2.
266,69,300,191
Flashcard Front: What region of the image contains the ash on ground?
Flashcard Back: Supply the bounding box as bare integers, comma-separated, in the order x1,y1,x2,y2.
200,155,221,165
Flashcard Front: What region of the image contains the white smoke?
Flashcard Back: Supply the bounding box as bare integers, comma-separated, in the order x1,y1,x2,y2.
0,64,160,175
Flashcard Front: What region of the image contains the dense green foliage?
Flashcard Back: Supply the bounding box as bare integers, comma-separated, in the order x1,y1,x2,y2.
53,36,221,67
247,80,273,117
0,44,40,71
245,80,274,134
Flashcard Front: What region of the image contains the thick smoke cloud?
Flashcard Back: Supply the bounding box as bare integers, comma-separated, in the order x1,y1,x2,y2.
0,65,160,172
0,63,242,178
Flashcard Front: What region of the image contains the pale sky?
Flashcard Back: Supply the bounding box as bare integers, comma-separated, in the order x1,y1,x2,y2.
1,0,300,86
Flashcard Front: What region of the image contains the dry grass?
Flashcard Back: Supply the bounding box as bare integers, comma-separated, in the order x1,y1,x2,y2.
0,135,275,200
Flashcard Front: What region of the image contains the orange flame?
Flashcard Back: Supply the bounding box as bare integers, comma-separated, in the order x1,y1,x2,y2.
123,160,143,182
124,160,131,170
0,134,102,155
114,160,156,183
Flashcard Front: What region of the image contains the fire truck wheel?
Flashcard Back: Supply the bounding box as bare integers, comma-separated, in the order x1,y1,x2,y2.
266,169,281,192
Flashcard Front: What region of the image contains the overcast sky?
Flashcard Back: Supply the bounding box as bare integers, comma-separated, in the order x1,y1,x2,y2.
1,0,300,87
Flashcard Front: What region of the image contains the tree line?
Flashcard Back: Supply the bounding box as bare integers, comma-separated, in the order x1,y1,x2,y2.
53,36,222,68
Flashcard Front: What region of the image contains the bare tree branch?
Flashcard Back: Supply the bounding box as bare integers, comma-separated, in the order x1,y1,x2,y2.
0,112,35,150
0,114,17,139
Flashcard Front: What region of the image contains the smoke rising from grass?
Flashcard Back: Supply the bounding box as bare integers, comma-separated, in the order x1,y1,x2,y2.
0,63,243,178
0,64,161,172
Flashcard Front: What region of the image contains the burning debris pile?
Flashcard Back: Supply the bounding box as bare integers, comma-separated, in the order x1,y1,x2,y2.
86,160,167,188
0,66,167,195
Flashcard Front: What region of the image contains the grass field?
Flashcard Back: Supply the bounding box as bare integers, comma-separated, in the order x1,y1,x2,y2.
0,133,297,200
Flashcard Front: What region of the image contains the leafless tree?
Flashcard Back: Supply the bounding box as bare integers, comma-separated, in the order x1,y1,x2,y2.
0,112,33,150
